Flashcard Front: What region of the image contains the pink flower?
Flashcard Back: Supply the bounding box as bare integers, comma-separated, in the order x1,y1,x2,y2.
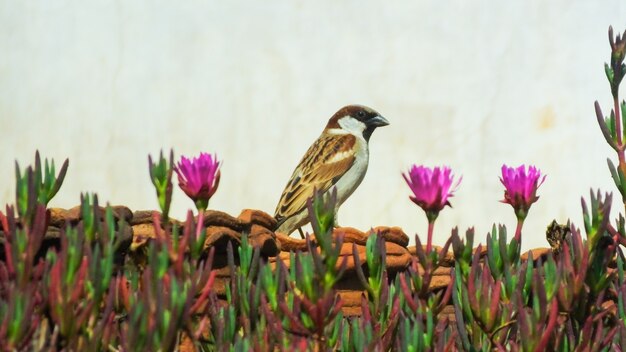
174,152,221,211
403,165,461,220
500,164,545,219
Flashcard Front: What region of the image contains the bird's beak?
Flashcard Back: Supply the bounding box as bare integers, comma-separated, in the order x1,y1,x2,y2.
367,115,390,127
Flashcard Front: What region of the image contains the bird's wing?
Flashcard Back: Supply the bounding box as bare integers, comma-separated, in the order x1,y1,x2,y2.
275,133,356,222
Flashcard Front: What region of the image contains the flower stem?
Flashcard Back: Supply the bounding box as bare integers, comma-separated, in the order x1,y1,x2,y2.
426,220,435,254
195,199,208,214
198,208,205,225
514,217,524,244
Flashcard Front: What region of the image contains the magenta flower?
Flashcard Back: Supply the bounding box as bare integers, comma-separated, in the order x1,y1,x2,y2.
403,165,461,221
500,164,545,220
174,152,221,211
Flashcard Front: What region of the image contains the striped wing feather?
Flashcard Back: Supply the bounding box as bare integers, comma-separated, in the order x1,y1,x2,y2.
275,133,356,221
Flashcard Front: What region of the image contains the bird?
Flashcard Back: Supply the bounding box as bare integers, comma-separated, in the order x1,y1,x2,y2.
274,104,389,236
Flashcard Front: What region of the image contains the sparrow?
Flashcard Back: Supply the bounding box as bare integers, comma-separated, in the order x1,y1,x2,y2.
274,105,389,236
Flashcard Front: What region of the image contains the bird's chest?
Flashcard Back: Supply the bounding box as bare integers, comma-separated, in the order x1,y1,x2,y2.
334,140,369,204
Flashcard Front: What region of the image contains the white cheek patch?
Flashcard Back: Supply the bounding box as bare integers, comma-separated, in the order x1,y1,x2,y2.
338,116,366,135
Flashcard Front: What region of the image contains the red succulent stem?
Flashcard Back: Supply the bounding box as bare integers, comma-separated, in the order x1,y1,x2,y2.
437,278,454,313
615,96,626,164
615,95,626,216
399,274,418,313
535,299,559,352
426,220,435,254
190,270,217,313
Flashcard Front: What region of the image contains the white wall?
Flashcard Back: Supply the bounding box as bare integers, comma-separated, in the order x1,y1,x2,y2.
2,1,626,250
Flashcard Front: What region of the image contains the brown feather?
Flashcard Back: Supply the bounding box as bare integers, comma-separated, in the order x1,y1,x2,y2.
275,133,356,221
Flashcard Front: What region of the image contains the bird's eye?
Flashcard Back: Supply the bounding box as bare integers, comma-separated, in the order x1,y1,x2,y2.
357,111,366,118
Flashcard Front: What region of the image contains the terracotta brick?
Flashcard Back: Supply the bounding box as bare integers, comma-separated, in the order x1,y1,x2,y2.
520,247,552,262
204,226,241,254
249,224,281,256
275,232,308,252
67,204,131,223
372,226,410,247
130,210,157,225
130,223,157,251
407,245,445,256
237,209,277,230
339,290,364,317
48,208,70,228
200,210,246,231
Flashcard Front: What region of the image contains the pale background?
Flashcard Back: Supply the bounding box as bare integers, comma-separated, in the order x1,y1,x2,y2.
2,1,626,250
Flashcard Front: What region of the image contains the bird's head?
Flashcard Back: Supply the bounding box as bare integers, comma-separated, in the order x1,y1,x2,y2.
325,105,389,141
